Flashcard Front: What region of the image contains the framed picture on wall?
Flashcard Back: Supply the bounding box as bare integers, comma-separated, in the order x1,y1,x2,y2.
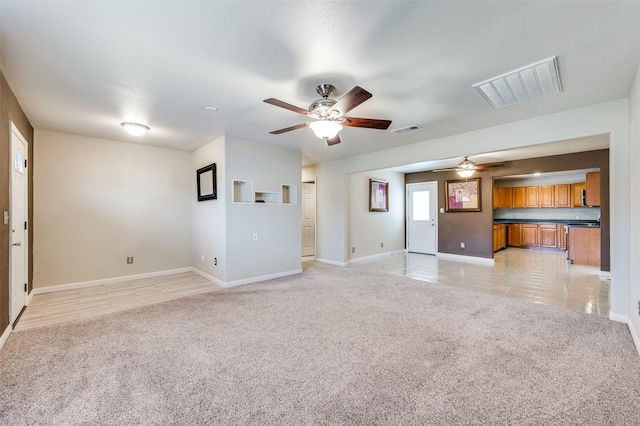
369,179,389,212
445,178,481,212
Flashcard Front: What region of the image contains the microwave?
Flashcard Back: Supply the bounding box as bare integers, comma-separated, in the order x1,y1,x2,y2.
580,189,587,206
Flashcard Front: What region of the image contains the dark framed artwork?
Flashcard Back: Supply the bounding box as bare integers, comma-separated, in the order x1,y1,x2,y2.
197,163,217,201
445,178,481,212
369,179,389,212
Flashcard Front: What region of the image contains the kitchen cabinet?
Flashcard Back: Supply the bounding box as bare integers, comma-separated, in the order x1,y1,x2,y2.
494,187,512,209
571,182,586,208
493,224,506,252
539,225,557,248
525,187,539,208
557,225,567,250
568,227,600,266
539,185,554,208
554,184,571,208
522,224,539,246
507,223,522,246
585,171,600,206
512,187,526,208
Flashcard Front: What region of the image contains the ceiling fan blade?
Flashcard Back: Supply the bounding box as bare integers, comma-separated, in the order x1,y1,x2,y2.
432,168,460,173
330,86,372,116
269,123,309,134
263,98,309,115
326,135,341,146
475,163,505,170
342,117,392,130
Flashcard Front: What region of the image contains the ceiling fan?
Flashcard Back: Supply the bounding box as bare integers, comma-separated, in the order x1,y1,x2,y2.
433,156,505,177
263,84,392,146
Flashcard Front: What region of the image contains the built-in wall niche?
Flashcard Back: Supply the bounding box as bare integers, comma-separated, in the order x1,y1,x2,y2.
233,180,253,203
254,191,280,204
282,185,297,205
233,180,297,204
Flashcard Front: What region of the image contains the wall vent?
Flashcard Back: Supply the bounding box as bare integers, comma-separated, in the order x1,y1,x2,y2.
473,56,562,110
390,125,421,134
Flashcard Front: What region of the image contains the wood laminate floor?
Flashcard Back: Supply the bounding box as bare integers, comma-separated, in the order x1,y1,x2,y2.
350,248,610,317
15,248,609,332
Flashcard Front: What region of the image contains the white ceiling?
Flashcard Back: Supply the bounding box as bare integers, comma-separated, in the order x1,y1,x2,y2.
1,1,638,168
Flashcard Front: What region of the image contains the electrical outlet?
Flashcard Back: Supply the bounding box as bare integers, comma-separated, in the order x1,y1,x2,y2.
352,247,355,253
575,215,580,219
381,242,384,248
253,234,258,241
214,257,217,266
638,300,640,316
127,257,133,264
460,242,465,249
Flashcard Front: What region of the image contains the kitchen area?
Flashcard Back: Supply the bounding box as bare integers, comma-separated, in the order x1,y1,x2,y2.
493,170,601,267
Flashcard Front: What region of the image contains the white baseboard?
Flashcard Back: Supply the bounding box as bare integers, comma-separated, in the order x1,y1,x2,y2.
609,312,629,323
436,252,495,265
317,258,348,267
32,267,193,294
26,290,34,305
221,269,302,288
0,324,11,351
348,250,407,266
629,320,640,358
191,268,224,287
599,271,612,279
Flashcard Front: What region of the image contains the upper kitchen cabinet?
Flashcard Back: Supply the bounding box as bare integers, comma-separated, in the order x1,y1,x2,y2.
512,187,526,208
539,185,554,208
554,184,571,208
525,186,539,208
585,171,600,206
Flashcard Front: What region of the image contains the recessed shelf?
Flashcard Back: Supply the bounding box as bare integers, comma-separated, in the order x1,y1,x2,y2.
255,191,280,204
282,185,297,205
233,180,253,203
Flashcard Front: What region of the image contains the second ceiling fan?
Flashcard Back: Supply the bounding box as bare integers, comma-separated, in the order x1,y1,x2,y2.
264,84,392,146
433,156,505,177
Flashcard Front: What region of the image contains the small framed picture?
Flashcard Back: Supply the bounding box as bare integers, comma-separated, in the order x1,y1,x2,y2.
369,179,389,212
445,178,481,212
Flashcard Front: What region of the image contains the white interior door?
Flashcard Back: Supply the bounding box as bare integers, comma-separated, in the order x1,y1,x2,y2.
302,182,316,257
407,182,437,255
10,123,28,325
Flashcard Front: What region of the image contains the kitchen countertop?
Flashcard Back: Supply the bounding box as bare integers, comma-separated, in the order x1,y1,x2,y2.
493,219,600,228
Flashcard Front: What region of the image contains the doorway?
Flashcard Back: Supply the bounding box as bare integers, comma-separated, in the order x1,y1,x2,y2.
302,181,316,258
10,122,29,326
406,182,437,255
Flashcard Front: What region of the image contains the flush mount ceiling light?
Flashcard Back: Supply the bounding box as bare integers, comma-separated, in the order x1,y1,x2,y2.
473,56,562,109
121,122,150,136
308,120,343,141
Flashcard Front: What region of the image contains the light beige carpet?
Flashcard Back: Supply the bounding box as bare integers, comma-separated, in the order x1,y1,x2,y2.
1,262,639,425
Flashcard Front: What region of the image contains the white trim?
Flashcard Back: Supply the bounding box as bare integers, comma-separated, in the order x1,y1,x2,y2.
436,252,496,265
599,271,612,279
609,312,629,324
32,267,193,294
191,268,224,287
26,290,34,305
348,250,407,266
628,320,640,357
220,269,302,288
0,325,11,351
317,258,348,267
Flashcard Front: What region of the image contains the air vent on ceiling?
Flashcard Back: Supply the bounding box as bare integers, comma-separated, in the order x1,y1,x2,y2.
390,125,421,134
473,56,562,110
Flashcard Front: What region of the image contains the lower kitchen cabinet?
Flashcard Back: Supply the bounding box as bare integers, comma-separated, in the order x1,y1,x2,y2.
493,224,506,252
539,225,557,248
568,227,600,266
558,225,567,249
507,223,522,246
522,224,539,247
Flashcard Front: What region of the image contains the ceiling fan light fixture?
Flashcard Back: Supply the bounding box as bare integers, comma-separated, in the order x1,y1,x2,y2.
458,156,477,170
458,169,475,178
309,120,342,140
121,122,150,136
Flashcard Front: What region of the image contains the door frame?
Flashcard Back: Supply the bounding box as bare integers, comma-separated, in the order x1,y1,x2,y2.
406,181,438,255
9,121,29,326
302,179,317,259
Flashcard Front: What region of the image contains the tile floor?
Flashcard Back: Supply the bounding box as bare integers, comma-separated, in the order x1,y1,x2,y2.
15,248,609,332
14,272,218,331
350,248,610,317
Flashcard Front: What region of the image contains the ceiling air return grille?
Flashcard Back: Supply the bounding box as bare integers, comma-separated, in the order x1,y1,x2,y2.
390,125,421,134
473,57,562,109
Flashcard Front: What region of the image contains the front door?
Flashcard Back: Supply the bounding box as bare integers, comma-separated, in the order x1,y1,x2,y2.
302,182,316,257
10,123,28,325
407,182,437,255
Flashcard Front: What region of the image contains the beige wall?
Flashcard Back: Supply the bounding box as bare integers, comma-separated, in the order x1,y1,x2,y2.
33,130,192,288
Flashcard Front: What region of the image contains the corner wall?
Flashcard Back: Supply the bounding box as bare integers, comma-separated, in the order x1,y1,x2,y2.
33,130,192,288
628,64,640,351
